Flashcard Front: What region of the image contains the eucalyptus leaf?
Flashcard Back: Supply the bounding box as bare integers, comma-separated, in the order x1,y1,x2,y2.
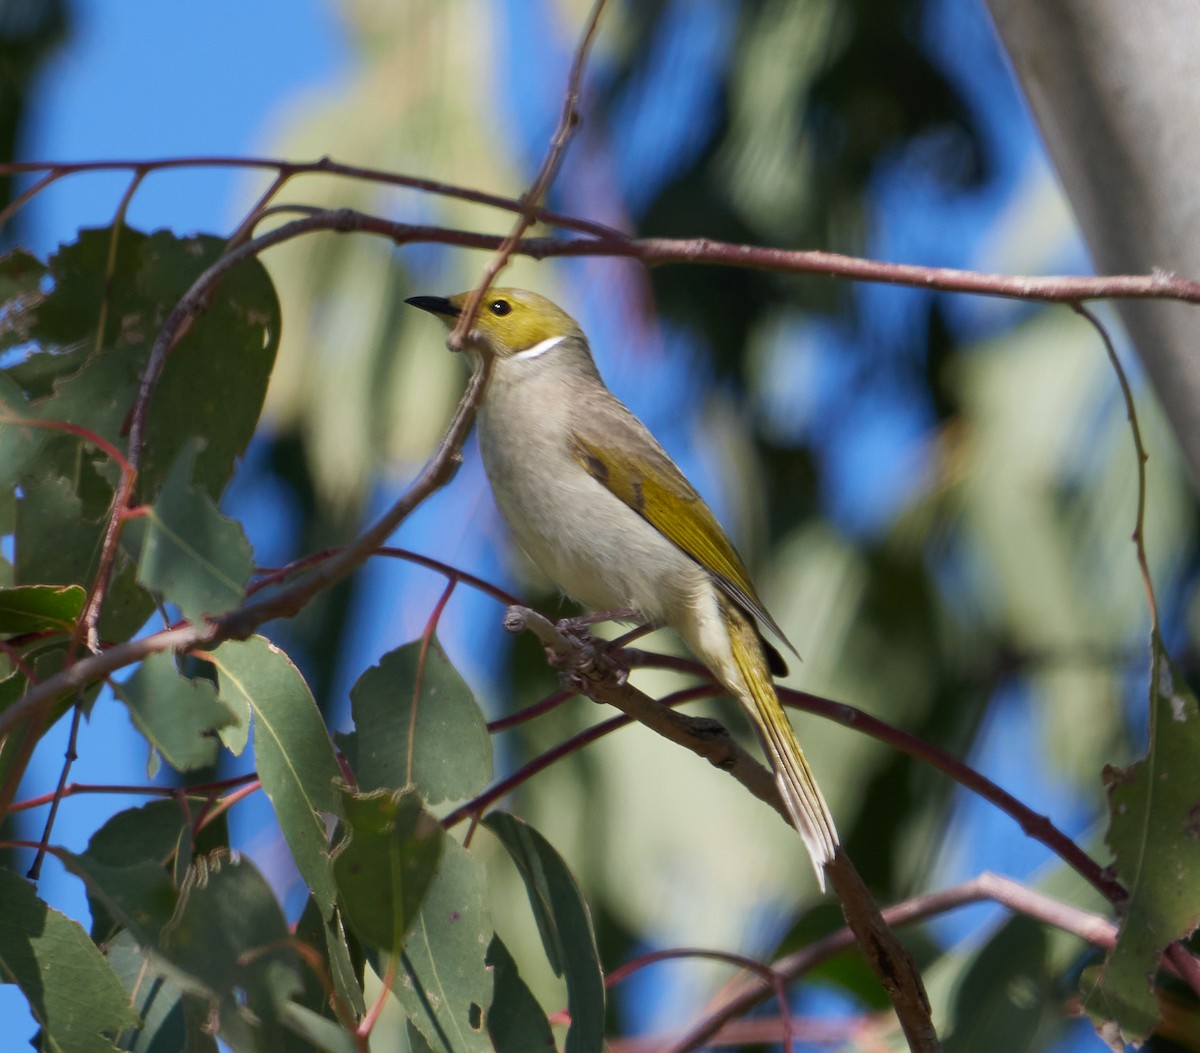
486,934,556,1053
331,785,445,955
106,930,218,1053
113,649,238,773
136,439,253,624
0,582,86,634
1082,639,1200,1043
79,798,189,941
484,813,604,1053
944,916,1053,1052
157,852,305,1049
384,838,494,1053
0,868,141,1053
346,638,492,804
209,635,341,916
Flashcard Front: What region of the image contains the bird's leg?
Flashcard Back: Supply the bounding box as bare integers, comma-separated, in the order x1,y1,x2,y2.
556,607,642,632
554,608,644,687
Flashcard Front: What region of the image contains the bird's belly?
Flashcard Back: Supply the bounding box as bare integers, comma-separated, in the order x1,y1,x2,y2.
479,419,706,625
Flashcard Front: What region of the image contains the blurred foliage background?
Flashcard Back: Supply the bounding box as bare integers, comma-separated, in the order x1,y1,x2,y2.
6,0,1197,1048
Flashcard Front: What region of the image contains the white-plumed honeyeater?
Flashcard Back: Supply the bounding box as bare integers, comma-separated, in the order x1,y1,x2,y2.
407,288,838,886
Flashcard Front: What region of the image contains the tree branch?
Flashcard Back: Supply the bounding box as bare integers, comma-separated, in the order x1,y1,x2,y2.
665,871,1117,1053
503,606,940,1052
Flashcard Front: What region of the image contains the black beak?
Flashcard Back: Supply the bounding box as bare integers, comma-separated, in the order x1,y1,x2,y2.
405,295,460,319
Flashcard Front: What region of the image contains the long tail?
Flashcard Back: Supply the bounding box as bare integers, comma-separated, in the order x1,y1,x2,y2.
725,603,838,889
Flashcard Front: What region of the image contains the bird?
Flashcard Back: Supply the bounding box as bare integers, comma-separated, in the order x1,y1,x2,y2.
406,287,838,886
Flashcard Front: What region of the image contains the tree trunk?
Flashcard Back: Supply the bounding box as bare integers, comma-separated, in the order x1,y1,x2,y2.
984,1,1200,490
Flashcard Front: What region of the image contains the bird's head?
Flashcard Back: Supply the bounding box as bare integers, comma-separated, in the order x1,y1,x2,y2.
406,287,588,366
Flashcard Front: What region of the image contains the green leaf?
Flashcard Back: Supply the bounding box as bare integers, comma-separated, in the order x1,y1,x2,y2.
79,799,188,941
943,916,1053,1053
485,813,605,1053
1082,639,1200,1043
209,635,341,916
345,638,492,803
384,838,494,1053
295,896,366,1021
136,439,253,624
136,231,280,501
105,930,218,1053
60,850,180,950
331,785,445,954
0,583,86,634
113,650,237,773
157,851,304,1049
486,935,556,1053
0,868,141,1053
12,472,150,647
0,374,46,490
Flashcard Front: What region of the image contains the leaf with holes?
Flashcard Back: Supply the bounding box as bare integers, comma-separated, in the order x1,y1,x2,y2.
383,838,494,1053
1082,638,1200,1044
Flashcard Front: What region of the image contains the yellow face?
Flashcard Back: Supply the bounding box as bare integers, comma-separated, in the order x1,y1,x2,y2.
412,287,585,358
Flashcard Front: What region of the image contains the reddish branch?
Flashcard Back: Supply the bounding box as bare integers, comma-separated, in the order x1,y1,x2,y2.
663,871,1116,1053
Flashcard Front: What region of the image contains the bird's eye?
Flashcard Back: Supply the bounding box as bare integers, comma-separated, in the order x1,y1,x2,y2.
489,299,512,317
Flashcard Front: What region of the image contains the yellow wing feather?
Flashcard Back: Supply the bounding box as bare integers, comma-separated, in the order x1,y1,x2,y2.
569,426,795,655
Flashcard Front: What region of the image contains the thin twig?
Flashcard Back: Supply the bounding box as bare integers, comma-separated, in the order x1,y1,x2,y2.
443,684,718,830
1073,304,1158,628
607,947,798,1053
623,648,1128,907
664,871,1118,1053
503,606,940,1051
448,0,608,349
0,155,626,239
26,694,84,880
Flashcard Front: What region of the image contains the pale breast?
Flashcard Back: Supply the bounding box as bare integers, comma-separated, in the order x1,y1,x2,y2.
477,383,707,625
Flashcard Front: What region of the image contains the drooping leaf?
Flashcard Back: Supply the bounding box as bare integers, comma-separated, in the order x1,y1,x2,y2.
1082,639,1200,1044
0,868,141,1053
486,935,556,1053
105,930,218,1053
135,439,253,624
485,812,605,1053
0,583,86,634
60,850,180,950
943,915,1054,1053
80,799,189,941
209,635,341,915
294,896,366,1021
113,650,237,773
384,838,494,1053
156,851,305,1050
344,637,491,804
331,785,445,955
